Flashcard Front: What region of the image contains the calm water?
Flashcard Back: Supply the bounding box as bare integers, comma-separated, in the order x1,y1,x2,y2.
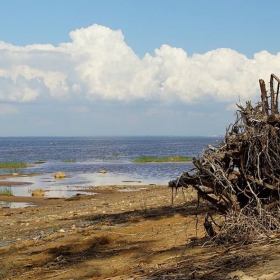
0,136,223,200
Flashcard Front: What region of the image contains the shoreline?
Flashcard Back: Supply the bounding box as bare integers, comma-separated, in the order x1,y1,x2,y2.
0,184,167,207
0,172,168,199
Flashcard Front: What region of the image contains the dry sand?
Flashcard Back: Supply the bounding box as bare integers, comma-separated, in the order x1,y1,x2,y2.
1,184,280,279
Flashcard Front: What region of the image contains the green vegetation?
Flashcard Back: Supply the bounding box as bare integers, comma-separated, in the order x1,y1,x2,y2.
0,162,28,169
0,187,13,196
133,156,192,163
64,159,76,163
51,223,58,233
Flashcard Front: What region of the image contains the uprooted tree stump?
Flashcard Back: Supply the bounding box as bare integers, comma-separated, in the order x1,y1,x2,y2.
169,74,280,241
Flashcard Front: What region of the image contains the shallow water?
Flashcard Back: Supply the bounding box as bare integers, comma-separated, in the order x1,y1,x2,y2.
0,136,223,207
0,201,36,208
0,171,165,198
0,136,222,177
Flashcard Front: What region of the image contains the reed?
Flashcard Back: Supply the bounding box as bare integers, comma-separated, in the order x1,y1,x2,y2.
0,187,13,196
64,159,76,163
0,162,28,169
133,156,192,163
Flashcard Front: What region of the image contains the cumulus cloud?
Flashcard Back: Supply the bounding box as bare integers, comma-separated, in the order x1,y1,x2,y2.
0,24,280,104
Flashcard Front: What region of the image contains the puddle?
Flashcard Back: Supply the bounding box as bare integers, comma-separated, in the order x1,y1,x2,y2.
44,188,94,197
118,188,148,192
0,172,164,198
122,180,142,183
0,201,36,208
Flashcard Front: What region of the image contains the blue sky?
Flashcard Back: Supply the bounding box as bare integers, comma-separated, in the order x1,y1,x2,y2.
0,0,280,136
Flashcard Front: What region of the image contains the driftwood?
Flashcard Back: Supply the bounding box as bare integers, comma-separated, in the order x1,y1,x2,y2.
169,74,280,217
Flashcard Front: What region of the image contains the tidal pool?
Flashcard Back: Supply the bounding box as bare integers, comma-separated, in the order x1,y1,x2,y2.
0,171,164,198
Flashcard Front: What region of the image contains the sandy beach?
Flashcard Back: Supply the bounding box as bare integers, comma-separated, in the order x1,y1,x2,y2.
1,182,280,279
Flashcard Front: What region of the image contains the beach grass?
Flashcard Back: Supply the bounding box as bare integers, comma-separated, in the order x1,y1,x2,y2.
133,156,192,163
0,162,28,169
0,187,13,196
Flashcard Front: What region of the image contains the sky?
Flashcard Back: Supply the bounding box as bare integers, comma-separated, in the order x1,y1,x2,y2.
0,0,280,137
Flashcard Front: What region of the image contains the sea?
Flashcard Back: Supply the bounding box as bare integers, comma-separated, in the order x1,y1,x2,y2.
0,136,223,205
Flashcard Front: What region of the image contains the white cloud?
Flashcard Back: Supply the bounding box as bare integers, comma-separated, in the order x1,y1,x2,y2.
0,75,43,102
0,24,280,104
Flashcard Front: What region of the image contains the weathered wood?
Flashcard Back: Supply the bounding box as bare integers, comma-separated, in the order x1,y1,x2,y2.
169,74,280,215
276,75,280,113
259,79,269,115
266,114,280,125
270,75,276,114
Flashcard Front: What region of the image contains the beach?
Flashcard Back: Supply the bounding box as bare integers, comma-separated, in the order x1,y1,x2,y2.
1,182,280,279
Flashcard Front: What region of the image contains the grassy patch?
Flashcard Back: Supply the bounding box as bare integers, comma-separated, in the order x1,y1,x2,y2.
0,187,13,196
133,156,192,163
0,162,28,169
64,159,76,163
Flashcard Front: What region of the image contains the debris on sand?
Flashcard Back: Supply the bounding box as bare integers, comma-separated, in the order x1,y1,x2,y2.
169,74,280,242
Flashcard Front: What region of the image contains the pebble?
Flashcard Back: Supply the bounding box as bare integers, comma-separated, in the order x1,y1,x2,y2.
55,255,63,262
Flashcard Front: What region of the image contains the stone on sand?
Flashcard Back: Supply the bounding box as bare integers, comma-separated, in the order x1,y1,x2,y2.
32,188,45,197
54,172,66,179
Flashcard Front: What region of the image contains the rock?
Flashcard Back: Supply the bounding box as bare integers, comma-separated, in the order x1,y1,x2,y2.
54,172,66,179
32,188,45,197
13,173,19,176
55,255,63,262
99,170,107,174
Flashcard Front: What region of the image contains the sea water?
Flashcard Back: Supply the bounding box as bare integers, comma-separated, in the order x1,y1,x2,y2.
0,136,223,200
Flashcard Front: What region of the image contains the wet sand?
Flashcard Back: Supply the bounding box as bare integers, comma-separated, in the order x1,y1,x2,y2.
0,174,38,186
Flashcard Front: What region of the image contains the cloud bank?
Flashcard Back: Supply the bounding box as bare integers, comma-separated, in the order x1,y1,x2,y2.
1,24,280,105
